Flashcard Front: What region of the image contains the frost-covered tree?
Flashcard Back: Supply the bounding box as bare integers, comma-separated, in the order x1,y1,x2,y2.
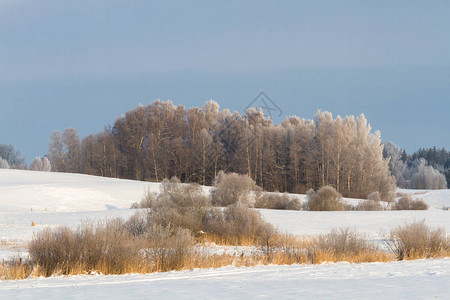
48,129,81,173
0,157,10,169
311,112,396,199
48,101,397,198
195,128,212,185
30,157,51,172
48,130,66,172
383,144,450,189
62,128,81,173
409,147,450,186
0,144,25,169
411,158,447,190
42,157,52,171
383,142,409,188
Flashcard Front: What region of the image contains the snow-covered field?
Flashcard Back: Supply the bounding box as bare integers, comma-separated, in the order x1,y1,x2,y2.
1,169,449,299
0,169,155,213
1,259,449,300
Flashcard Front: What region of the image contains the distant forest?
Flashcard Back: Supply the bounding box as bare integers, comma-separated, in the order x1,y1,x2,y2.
383,143,449,189
46,100,397,200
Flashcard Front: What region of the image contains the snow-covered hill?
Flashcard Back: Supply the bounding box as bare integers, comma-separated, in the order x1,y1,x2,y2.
0,169,155,213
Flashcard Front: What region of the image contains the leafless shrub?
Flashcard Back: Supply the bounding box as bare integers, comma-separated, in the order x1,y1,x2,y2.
124,211,149,236
367,191,381,202
138,177,273,246
306,186,347,211
139,189,159,209
203,202,277,246
28,215,196,277
136,177,212,233
28,219,145,276
154,202,207,233
367,191,395,204
144,225,195,271
149,199,205,233
146,181,278,245
409,199,429,210
159,177,210,208
385,220,449,260
356,200,383,211
225,202,276,244
314,228,375,257
254,193,301,210
395,195,412,210
394,195,428,210
211,171,257,207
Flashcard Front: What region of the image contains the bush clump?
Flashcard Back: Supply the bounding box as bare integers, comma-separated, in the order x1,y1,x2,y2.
214,202,277,246
28,217,197,277
355,200,383,211
145,178,211,233
394,195,428,210
306,186,347,211
367,191,381,202
385,220,449,260
356,192,383,211
144,225,195,271
138,189,159,209
211,171,257,207
254,193,301,210
134,176,276,247
313,227,381,261
29,219,146,276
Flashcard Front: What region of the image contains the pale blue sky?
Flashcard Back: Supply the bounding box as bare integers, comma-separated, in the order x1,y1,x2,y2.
1,0,449,162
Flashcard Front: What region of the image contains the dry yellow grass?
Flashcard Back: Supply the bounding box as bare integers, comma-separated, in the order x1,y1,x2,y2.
1,252,267,280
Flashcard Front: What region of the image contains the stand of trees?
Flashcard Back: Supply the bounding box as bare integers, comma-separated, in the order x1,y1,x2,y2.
30,157,52,172
411,147,450,186
48,100,396,199
383,142,448,189
0,144,52,171
0,144,26,169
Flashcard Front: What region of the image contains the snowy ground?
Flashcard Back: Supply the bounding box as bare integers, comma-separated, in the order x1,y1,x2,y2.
0,169,154,213
1,260,449,300
1,169,449,298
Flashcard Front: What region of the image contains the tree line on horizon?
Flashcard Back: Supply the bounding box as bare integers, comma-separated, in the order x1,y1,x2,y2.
46,100,397,200
0,144,50,171
2,103,447,195
383,143,448,189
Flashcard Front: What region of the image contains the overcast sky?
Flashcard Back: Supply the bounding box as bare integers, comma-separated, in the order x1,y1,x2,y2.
1,0,449,162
